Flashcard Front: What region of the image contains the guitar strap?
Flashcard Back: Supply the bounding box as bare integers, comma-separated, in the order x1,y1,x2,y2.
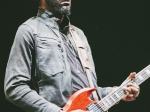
69,25,99,102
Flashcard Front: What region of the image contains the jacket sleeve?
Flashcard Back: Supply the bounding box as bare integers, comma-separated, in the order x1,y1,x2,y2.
74,27,113,99
4,24,61,112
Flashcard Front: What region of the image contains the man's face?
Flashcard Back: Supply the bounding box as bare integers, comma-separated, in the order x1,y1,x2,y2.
46,0,71,16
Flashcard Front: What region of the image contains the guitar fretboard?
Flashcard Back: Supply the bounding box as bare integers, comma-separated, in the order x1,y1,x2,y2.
97,65,150,111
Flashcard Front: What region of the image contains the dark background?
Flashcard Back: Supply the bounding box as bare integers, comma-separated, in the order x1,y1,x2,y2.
1,0,150,112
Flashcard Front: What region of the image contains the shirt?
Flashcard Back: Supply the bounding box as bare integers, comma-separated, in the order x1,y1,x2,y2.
60,31,90,94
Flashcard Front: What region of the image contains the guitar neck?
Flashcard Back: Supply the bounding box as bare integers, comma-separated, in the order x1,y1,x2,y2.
98,65,150,111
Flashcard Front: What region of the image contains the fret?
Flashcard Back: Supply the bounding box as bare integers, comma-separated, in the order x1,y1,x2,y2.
106,98,111,105
117,89,125,98
141,73,147,79
135,75,144,85
135,78,142,85
110,95,116,102
114,92,120,98
98,102,105,109
112,93,119,100
137,75,144,80
106,93,121,105
99,102,107,111
146,69,150,75
103,100,109,107
105,94,116,104
116,90,121,96
134,67,150,85
135,72,149,85
142,73,149,79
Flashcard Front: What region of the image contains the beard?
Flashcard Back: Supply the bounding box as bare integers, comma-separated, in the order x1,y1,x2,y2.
46,0,71,16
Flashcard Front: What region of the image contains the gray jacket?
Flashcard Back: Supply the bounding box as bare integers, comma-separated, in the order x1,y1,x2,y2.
4,8,113,112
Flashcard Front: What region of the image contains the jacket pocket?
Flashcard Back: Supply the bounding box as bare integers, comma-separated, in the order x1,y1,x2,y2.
36,36,64,78
39,64,63,77
37,37,61,49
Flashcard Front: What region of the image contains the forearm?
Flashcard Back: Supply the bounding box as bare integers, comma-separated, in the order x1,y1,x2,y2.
5,83,61,112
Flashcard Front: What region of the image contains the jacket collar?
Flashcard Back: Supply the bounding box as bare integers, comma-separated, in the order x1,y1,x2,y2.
37,8,70,32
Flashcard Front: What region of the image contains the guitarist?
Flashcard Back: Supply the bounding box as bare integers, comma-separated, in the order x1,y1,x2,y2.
4,0,140,112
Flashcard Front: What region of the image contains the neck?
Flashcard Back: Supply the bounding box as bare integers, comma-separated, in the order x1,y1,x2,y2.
40,0,64,24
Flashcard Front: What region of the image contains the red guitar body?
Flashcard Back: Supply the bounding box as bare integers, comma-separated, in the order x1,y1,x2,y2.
63,88,96,112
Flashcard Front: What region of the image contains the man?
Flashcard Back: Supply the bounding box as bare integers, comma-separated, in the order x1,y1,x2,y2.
4,0,140,112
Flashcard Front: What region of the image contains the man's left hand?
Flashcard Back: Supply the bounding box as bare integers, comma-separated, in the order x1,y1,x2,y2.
122,72,140,101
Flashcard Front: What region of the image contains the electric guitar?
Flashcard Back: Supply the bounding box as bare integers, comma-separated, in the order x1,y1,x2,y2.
63,65,150,112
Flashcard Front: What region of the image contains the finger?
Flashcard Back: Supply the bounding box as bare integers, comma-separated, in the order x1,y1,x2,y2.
125,86,140,98
123,87,138,97
126,86,139,94
121,72,136,85
127,83,140,90
131,88,139,97
122,86,139,101
126,72,136,80
135,91,140,97
126,95,136,101
123,87,132,94
123,93,137,101
129,86,139,92
127,83,140,95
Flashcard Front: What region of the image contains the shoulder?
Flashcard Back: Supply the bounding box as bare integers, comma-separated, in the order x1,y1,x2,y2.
14,17,40,46
18,17,40,35
16,17,43,41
